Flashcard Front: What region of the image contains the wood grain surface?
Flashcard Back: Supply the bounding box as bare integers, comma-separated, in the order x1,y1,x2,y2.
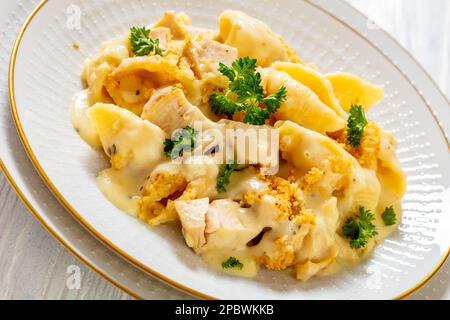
0,0,448,300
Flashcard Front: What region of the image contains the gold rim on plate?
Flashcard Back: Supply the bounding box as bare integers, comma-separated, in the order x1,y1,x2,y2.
6,0,450,300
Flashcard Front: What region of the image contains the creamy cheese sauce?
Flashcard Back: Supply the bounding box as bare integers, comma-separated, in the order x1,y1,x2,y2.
70,90,101,148
97,168,141,215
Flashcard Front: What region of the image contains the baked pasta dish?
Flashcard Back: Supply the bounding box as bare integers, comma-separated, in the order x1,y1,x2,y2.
71,11,406,281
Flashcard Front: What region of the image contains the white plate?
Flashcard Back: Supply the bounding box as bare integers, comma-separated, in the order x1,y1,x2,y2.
8,0,450,299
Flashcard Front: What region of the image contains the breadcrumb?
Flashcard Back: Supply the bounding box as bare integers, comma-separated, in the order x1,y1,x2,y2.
328,155,352,176
258,236,295,270
244,175,316,225
327,121,380,170
138,172,187,226
301,167,324,190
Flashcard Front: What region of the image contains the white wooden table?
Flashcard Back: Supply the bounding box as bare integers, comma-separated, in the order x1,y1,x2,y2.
0,0,448,300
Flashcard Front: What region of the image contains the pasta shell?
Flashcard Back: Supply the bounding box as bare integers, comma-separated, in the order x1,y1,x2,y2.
272,62,347,119
262,69,346,134
327,72,384,112
218,10,302,67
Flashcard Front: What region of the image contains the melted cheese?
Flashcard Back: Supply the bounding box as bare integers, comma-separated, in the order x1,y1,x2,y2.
97,168,141,215
70,90,101,148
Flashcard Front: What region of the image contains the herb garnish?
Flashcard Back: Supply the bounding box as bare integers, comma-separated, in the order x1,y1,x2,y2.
347,104,368,147
210,57,287,125
163,126,197,159
130,26,163,56
381,206,397,226
222,257,244,270
342,206,378,249
216,163,239,193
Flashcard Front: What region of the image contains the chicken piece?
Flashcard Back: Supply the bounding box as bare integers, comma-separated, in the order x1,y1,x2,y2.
175,198,209,251
187,39,238,80
203,200,260,251
185,26,217,41
205,200,244,234
184,38,237,115
149,27,172,51
141,88,213,136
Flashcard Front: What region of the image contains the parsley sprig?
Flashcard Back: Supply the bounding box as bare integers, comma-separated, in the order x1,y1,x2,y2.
347,104,368,147
216,163,239,193
163,126,197,159
382,206,397,226
342,206,378,249
222,257,243,270
130,27,163,56
210,58,287,125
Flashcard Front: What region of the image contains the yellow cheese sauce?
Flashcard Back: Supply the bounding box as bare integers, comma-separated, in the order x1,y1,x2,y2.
97,168,141,215
70,90,101,149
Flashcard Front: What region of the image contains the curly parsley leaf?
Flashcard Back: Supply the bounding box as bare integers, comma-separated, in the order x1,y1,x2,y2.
222,257,243,270
130,26,163,56
229,58,264,101
211,57,287,125
342,206,378,249
210,93,244,117
242,104,270,126
382,206,397,226
163,126,197,159
217,163,239,193
347,104,368,147
263,86,288,113
218,62,236,82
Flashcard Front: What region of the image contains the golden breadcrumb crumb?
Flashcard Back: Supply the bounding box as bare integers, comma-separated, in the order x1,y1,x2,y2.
243,190,258,206
142,172,187,201
138,172,187,226
327,121,381,170
301,167,324,190
328,155,352,175
244,175,316,225
292,209,315,225
327,155,352,191
262,175,305,222
357,122,380,170
257,236,296,270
